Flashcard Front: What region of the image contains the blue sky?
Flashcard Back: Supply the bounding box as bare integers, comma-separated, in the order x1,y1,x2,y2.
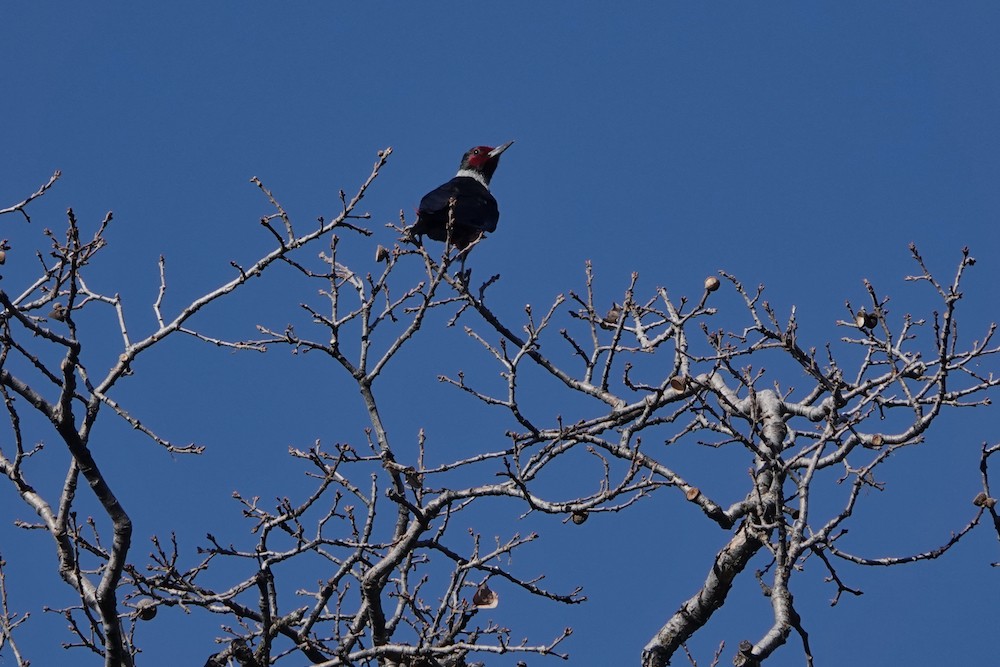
2,4,999,665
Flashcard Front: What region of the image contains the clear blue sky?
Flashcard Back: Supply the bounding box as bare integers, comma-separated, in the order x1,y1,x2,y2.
2,4,999,665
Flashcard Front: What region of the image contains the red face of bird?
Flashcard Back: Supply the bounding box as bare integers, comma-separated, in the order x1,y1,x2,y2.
460,141,514,172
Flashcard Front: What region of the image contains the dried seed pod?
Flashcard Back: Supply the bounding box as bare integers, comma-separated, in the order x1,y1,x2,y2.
374,244,390,262
704,276,720,292
49,303,67,321
403,467,424,489
571,510,588,525
973,492,996,508
472,583,499,609
864,312,879,328
670,376,688,392
135,598,157,621
855,310,868,328
0,250,7,264
603,303,622,325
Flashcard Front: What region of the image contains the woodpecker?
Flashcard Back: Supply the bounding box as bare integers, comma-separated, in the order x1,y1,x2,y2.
410,141,514,250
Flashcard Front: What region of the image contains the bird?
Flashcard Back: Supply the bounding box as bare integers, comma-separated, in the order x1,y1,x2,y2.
409,141,514,250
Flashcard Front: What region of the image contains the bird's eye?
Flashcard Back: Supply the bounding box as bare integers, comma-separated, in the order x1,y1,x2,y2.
473,149,480,154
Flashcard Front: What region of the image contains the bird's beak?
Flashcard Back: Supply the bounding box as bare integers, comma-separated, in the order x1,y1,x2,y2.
488,141,514,159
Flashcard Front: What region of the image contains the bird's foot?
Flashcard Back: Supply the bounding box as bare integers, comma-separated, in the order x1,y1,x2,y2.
455,267,472,287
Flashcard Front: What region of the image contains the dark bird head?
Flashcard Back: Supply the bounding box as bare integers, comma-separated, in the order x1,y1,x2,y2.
456,141,514,187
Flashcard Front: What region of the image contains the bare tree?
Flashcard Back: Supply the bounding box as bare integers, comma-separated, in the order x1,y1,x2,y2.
0,151,997,667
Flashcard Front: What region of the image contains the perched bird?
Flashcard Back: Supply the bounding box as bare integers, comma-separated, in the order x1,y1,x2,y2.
410,141,514,250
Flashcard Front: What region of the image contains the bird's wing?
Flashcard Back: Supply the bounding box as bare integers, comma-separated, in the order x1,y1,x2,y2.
417,177,499,233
